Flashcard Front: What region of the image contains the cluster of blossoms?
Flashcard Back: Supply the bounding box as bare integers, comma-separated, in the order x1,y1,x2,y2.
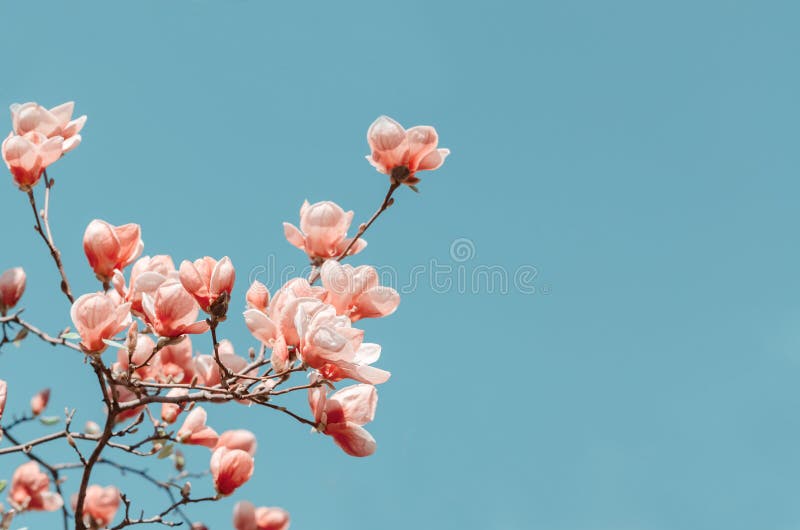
0,103,448,529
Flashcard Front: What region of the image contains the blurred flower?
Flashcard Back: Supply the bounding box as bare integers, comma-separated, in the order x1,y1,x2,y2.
216,430,257,457
210,447,254,496
9,462,64,512
0,267,26,315
30,388,50,416
72,485,120,528
177,406,219,448
234,501,290,530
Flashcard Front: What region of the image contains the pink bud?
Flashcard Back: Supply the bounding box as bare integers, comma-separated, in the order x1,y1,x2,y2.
179,256,235,313
84,421,101,435
83,219,144,282
0,379,7,423
245,281,270,312
30,388,50,416
0,267,26,315
176,407,219,448
216,430,257,457
210,447,254,496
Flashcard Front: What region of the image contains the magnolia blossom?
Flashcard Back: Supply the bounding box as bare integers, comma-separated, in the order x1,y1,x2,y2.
83,219,144,282
283,200,366,260
70,292,132,353
142,279,209,337
216,430,258,457
30,388,50,416
309,379,379,457
113,384,145,423
1,131,63,190
210,447,254,495
179,256,235,313
246,281,270,312
112,254,176,314
320,260,400,321
234,501,291,530
0,379,7,423
9,462,64,512
161,388,189,424
0,267,26,315
115,334,159,380
193,340,250,387
295,300,390,385
10,101,86,153
244,278,326,373
177,406,219,448
157,337,195,383
73,485,120,528
366,115,449,186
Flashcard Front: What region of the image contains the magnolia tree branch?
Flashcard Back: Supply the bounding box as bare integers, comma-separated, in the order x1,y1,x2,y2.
26,170,74,304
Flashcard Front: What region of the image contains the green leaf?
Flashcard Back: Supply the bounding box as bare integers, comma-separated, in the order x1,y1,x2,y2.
408,184,421,193
0,479,7,493
102,338,126,350
157,443,174,459
61,332,81,340
39,416,60,426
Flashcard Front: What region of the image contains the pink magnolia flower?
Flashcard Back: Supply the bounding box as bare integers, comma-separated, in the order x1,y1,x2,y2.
142,279,209,338
216,430,257,457
83,219,144,282
177,406,219,448
115,334,159,380
9,462,64,512
70,292,132,353
320,260,400,321
193,340,250,387
246,281,270,312
283,200,366,260
234,501,291,530
309,379,379,457
366,115,450,187
161,388,188,424
113,384,145,424
244,278,326,373
0,379,7,423
157,337,195,383
2,131,63,190
295,301,390,385
179,256,235,314
112,254,176,315
30,388,50,416
10,101,86,153
210,447,254,496
73,485,120,528
0,267,26,315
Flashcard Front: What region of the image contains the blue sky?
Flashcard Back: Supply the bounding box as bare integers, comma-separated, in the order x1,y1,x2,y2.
1,1,800,529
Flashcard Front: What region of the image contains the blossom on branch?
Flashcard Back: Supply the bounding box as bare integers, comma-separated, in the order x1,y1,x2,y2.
83,219,144,283
0,266,26,315
210,447,254,496
319,260,400,321
10,101,86,153
283,200,367,260
309,378,379,457
179,256,235,316
216,429,258,457
70,292,132,354
9,461,64,512
366,115,449,187
177,406,219,448
112,254,177,315
142,279,210,337
1,131,63,190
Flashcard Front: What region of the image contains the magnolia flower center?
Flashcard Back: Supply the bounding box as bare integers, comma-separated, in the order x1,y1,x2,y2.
391,165,410,183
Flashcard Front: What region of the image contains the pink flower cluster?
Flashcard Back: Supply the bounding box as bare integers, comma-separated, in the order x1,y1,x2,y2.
1,101,85,190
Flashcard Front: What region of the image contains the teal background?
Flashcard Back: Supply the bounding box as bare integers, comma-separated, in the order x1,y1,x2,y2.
1,1,800,529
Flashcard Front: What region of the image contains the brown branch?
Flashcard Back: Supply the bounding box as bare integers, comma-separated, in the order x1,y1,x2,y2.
26,171,74,303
